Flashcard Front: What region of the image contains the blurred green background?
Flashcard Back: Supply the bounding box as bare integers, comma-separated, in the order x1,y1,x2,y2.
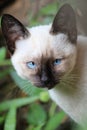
0,0,85,130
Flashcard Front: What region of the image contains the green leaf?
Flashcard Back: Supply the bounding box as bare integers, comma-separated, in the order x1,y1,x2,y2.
40,91,50,102
0,47,6,61
0,116,5,124
0,47,11,66
4,107,16,130
49,102,57,117
32,124,44,130
44,111,66,130
40,3,58,16
29,2,59,26
10,70,44,96
0,96,39,111
27,103,47,126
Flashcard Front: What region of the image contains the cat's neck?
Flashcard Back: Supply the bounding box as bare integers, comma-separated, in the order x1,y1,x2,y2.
49,35,87,126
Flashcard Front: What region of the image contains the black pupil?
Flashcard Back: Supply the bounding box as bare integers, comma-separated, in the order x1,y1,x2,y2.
32,62,34,65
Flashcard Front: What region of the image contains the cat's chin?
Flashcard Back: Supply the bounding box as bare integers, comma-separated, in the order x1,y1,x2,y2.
32,82,58,90
37,85,55,90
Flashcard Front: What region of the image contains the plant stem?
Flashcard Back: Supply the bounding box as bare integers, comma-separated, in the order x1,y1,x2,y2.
0,96,40,111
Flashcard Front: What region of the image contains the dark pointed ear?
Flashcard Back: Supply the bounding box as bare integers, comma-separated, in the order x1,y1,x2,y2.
50,4,77,43
1,14,30,54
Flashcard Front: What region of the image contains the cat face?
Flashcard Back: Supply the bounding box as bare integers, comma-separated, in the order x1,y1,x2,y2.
1,4,77,89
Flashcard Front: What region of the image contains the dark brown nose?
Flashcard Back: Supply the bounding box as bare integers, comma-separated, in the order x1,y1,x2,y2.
40,72,56,89
40,65,58,89
41,72,50,86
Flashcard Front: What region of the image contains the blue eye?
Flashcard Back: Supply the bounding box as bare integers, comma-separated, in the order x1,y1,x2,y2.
27,61,37,69
53,59,62,66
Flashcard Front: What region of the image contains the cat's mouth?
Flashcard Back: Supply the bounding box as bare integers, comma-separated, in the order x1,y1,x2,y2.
30,74,60,89
42,82,58,89
33,81,59,90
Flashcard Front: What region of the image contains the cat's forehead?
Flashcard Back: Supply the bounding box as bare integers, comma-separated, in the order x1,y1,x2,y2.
15,25,53,57
14,25,74,61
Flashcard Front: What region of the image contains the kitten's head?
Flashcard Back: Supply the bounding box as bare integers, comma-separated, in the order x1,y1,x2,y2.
1,4,77,89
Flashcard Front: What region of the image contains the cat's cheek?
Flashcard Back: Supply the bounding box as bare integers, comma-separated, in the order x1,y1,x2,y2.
17,72,27,80
27,75,42,87
11,62,30,80
54,63,67,76
53,66,69,80
54,57,76,76
12,66,27,80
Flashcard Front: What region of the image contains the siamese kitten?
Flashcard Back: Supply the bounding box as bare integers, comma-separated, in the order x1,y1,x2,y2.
1,4,87,126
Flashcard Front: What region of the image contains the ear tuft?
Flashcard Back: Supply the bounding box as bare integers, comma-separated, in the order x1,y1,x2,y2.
1,14,30,54
50,4,77,43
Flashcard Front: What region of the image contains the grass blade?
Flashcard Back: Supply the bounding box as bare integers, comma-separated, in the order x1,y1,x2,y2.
0,96,39,112
4,107,16,130
44,111,66,130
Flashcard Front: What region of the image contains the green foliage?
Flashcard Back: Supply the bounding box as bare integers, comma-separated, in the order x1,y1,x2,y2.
0,47,11,66
29,2,58,26
27,103,47,126
0,47,6,61
10,70,44,96
4,108,16,130
0,47,11,79
44,111,66,130
40,3,58,16
0,97,39,112
0,116,5,124
40,91,50,102
0,2,84,130
0,68,11,78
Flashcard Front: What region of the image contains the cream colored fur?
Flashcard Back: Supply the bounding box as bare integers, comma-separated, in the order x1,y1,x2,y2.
11,25,76,80
49,36,87,126
11,25,87,126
